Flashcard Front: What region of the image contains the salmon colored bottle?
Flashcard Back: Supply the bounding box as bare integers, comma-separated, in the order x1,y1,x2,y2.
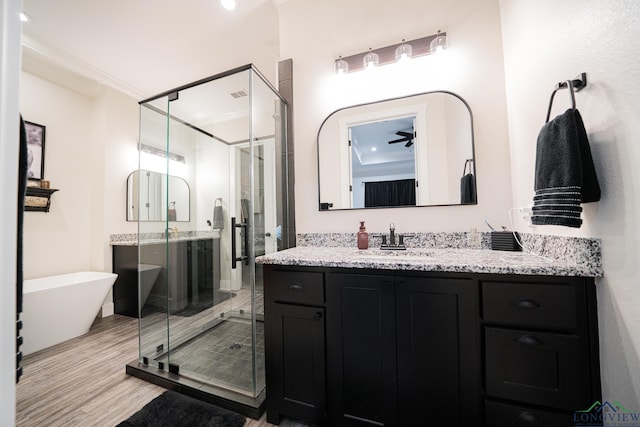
357,221,369,250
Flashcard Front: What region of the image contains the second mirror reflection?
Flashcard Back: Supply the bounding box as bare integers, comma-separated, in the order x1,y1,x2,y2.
127,170,190,222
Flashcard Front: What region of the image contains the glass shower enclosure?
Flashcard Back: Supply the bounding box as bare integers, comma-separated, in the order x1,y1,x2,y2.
129,65,288,416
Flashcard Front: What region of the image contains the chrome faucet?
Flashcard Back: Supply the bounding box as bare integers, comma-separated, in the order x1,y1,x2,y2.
381,223,406,250
389,223,396,246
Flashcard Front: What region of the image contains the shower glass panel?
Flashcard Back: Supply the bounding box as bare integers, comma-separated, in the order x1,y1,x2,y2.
137,95,171,373
135,65,288,401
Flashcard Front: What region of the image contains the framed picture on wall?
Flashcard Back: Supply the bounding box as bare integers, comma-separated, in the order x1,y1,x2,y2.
25,121,46,180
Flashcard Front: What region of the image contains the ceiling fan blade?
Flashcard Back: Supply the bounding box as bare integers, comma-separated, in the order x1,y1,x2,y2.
388,137,410,144
404,140,414,148
396,131,414,138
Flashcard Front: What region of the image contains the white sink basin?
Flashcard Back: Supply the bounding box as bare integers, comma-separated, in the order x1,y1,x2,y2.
354,249,436,260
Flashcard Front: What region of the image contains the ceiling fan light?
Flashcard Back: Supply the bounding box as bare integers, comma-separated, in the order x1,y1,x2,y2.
363,49,379,69
430,30,447,53
395,39,412,62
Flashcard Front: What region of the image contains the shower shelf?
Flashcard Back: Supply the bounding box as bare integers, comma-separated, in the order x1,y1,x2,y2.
25,187,59,212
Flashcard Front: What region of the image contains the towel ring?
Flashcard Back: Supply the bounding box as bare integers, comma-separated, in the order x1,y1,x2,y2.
462,158,473,176
546,79,576,123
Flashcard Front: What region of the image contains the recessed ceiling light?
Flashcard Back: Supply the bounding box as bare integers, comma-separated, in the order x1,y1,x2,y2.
19,12,33,23
371,147,377,152
220,0,236,11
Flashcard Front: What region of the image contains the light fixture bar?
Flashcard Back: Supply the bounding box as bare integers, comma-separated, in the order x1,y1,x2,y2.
138,143,186,163
335,32,446,73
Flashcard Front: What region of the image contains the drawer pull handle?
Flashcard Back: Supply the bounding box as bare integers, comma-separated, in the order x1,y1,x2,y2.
314,312,323,319
512,298,541,309
289,283,305,291
515,411,543,424
515,335,544,346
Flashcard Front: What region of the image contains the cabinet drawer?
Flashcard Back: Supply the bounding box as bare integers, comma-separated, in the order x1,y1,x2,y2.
483,281,577,330
485,327,589,410
485,400,573,427
266,270,324,305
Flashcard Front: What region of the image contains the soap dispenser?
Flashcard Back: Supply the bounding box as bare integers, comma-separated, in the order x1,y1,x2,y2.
357,221,369,250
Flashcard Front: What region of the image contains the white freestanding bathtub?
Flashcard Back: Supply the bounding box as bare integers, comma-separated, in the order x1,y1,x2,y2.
21,271,117,355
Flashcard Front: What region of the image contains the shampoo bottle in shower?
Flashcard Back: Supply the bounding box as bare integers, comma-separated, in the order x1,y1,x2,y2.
357,221,369,250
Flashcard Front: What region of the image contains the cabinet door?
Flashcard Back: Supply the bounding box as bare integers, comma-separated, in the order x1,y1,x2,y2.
485,399,575,427
485,327,589,410
112,245,139,317
265,303,326,425
396,277,481,426
327,273,397,427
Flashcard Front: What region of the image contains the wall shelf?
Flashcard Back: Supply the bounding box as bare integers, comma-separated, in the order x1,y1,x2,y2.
25,187,59,212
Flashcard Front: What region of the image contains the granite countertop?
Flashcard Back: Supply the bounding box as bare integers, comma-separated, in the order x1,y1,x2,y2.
110,230,221,246
256,246,603,277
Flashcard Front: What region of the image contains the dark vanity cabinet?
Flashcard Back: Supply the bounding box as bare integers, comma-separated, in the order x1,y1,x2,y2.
482,277,601,426
395,276,481,427
325,273,481,427
263,265,601,427
112,238,219,317
326,273,398,427
264,268,327,425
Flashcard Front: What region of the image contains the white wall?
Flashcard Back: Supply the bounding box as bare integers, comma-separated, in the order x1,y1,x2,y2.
99,87,141,268
500,0,640,405
20,71,142,317
20,72,95,278
277,0,512,235
20,73,140,282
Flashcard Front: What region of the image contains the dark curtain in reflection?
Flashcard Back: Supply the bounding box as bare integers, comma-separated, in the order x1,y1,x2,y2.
364,179,416,207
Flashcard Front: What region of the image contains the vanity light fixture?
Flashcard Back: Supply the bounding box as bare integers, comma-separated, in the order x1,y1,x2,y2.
334,31,447,74
363,48,379,69
139,143,186,164
395,39,412,62
335,56,349,74
429,30,447,53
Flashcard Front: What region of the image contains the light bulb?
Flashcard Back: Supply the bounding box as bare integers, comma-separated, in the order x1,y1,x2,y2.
335,56,349,74
430,30,447,54
363,49,379,70
220,0,236,11
395,39,412,63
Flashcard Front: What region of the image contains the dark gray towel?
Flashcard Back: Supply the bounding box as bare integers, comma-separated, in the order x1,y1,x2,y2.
531,109,600,228
460,173,476,204
17,116,28,383
212,199,224,229
574,109,601,202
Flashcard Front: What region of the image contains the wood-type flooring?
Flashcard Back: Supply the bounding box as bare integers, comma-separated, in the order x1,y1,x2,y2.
16,314,310,427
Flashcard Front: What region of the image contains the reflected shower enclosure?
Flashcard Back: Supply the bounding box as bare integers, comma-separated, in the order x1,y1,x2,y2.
128,64,289,417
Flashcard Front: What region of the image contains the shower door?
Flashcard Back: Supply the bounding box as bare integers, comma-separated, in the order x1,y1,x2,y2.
135,66,286,399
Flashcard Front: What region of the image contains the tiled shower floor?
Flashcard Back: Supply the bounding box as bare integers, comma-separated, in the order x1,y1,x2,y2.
157,318,265,394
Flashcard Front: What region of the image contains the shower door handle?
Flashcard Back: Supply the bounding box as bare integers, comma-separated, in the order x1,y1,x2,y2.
231,217,249,269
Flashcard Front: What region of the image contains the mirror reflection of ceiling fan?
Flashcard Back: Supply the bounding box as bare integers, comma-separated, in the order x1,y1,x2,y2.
387,130,415,147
